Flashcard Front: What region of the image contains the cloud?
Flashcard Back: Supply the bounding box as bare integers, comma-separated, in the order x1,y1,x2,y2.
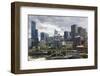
28,15,88,38
38,23,63,36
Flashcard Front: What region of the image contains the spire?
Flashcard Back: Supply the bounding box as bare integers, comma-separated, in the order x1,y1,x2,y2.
54,29,58,36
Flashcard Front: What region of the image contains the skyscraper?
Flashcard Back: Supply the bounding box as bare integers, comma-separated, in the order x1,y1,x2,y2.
77,27,87,39
64,31,68,41
31,21,36,39
40,32,49,41
54,29,58,36
71,24,78,40
78,27,83,35
41,32,45,40
31,21,38,47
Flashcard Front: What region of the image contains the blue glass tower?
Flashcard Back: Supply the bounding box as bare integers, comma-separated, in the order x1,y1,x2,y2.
31,21,36,39
31,21,38,47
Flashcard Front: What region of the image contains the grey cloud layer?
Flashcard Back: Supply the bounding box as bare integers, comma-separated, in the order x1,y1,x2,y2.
29,15,88,32
28,15,88,39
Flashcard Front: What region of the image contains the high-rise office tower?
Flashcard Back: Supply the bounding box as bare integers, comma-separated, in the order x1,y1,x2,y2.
40,32,49,41
78,27,87,39
64,31,68,41
31,21,38,47
78,27,83,35
71,24,78,40
31,21,36,39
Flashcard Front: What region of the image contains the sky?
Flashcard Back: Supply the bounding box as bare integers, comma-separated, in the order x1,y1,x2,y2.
28,15,88,38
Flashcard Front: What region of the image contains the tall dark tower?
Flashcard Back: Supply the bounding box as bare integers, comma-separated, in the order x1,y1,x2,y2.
31,21,38,47
31,21,36,39
41,32,45,40
77,27,83,36
71,24,78,40
34,29,39,47
64,31,68,41
40,32,49,41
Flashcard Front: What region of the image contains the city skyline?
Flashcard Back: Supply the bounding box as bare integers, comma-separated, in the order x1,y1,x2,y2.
29,21,87,42
28,15,88,39
28,15,88,60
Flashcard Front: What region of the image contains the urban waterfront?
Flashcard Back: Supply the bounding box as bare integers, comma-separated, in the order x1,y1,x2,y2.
28,15,88,61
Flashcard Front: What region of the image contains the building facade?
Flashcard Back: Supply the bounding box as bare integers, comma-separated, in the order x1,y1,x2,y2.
29,21,39,48
71,24,78,40
64,31,68,41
